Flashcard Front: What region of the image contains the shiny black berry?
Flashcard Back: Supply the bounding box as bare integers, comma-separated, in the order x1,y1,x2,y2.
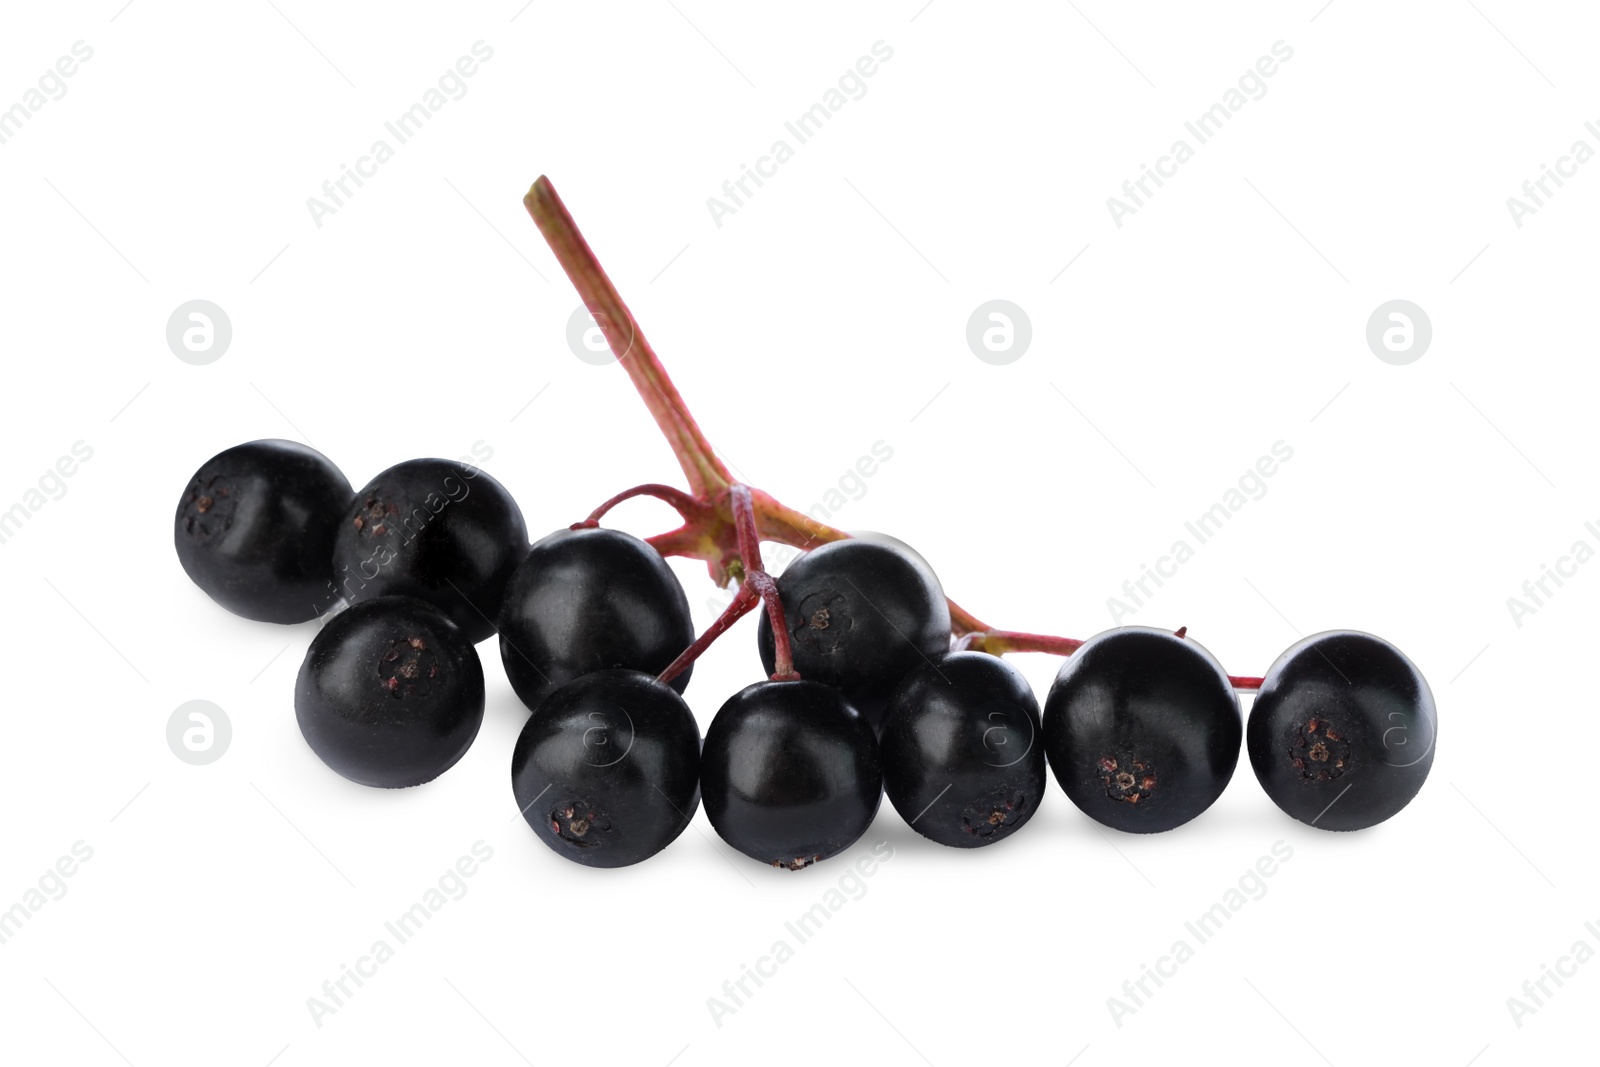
701,680,882,869
880,652,1046,847
1247,631,1436,831
1042,626,1242,833
756,539,950,726
510,670,700,868
174,439,352,623
331,459,528,643
497,527,694,714
295,596,485,788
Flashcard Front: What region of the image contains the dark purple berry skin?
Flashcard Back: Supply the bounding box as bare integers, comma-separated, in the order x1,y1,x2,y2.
511,670,700,868
330,459,528,644
880,652,1046,848
701,681,882,870
1042,627,1241,834
497,527,694,714
756,539,950,727
1247,631,1436,831
295,596,485,788
174,439,352,623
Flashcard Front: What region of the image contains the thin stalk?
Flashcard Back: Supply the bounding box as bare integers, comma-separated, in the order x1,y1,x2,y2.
524,177,732,499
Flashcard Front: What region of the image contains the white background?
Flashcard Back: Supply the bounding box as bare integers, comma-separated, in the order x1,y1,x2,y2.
0,1,1592,1063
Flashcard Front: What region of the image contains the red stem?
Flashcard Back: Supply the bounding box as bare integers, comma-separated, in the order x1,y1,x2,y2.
654,485,799,684
526,176,995,621
525,178,731,500
956,630,1085,657
525,175,1263,693
730,485,798,680
658,587,758,686
575,483,703,528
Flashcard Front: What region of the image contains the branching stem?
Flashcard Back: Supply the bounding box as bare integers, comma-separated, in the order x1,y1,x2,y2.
526,175,1262,693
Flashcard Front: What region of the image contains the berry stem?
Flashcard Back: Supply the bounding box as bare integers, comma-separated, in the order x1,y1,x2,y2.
657,586,758,686
730,485,799,681
523,175,1261,689
656,485,799,684
955,630,1085,657
574,483,705,528
525,176,981,606
645,523,723,561
525,177,733,500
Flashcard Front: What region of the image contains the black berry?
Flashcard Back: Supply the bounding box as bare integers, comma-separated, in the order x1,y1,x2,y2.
510,670,700,868
295,596,485,788
1042,626,1242,833
331,458,528,643
880,652,1046,847
701,680,882,869
497,527,694,714
1247,631,1436,831
174,439,352,623
756,539,950,726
